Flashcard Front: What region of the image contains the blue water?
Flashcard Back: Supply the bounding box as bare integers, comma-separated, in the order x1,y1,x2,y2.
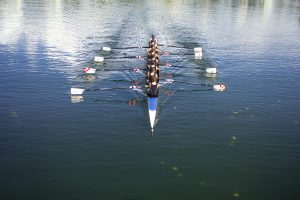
0,0,300,199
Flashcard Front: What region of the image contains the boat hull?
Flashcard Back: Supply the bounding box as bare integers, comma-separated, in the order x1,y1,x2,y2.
147,97,158,129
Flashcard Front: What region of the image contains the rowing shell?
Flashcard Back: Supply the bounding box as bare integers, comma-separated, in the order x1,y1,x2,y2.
146,35,160,131
148,97,158,130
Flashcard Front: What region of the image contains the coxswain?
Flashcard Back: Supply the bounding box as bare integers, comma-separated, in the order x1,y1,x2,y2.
147,77,159,98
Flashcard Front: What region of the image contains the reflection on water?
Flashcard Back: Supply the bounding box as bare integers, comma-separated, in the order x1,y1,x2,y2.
71,95,84,103
0,0,300,200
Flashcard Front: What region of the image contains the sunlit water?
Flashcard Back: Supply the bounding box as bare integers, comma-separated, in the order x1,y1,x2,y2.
0,0,300,199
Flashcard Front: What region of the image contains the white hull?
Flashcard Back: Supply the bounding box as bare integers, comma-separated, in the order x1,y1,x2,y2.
148,109,156,129
147,97,158,130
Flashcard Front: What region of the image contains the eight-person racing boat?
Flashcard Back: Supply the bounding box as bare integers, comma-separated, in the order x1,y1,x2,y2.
70,35,227,133
146,35,160,131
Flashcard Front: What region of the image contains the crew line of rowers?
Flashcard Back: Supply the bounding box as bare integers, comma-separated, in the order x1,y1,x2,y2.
146,35,160,98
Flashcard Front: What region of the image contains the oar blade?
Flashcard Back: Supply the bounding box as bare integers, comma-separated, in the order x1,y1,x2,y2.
71,88,85,95
94,56,104,62
194,47,202,59
83,67,96,74
102,46,111,51
206,67,217,74
194,47,202,54
213,84,226,91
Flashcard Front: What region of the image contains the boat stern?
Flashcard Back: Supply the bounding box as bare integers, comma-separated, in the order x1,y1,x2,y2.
147,97,158,129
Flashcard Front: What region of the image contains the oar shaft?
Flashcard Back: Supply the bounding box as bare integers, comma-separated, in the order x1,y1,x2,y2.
98,68,147,72
175,88,213,92
105,56,140,60
111,46,148,50
104,44,194,50
84,87,130,92
158,44,193,49
161,79,214,87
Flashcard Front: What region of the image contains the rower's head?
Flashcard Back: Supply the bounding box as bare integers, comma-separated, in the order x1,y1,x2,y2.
152,43,158,49
151,35,157,42
149,40,155,47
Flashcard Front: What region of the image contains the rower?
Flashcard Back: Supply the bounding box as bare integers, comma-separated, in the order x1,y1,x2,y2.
151,56,159,64
147,58,152,65
149,44,163,57
148,41,155,48
151,63,159,77
150,34,157,44
146,63,159,81
147,77,159,98
148,70,159,80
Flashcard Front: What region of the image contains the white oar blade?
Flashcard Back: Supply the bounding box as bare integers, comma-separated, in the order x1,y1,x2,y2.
213,84,226,91
194,47,202,59
83,67,96,74
71,88,85,95
102,46,111,51
94,56,104,62
194,47,202,53
206,67,217,74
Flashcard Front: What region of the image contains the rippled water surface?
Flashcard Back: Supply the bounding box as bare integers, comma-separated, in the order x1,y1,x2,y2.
1,0,300,199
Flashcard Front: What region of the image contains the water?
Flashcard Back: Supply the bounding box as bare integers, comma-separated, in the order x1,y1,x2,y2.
1,0,300,199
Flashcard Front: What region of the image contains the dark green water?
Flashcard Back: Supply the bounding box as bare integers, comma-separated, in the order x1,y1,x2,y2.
0,0,300,199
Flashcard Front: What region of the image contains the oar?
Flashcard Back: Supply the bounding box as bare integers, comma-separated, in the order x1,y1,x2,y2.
94,55,145,62
70,85,143,95
161,79,226,91
104,46,148,50
97,67,147,72
102,45,188,51
175,88,213,92
102,45,189,51
82,67,96,74
94,64,216,74
105,55,145,60
161,64,217,74
158,45,203,53
101,45,203,60
103,53,197,61
158,44,190,49
102,45,201,51
94,56,104,62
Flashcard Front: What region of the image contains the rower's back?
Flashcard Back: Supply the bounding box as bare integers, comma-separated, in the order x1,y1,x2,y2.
147,35,160,98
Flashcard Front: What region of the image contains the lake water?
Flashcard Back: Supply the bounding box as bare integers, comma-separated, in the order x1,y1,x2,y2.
1,0,300,199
